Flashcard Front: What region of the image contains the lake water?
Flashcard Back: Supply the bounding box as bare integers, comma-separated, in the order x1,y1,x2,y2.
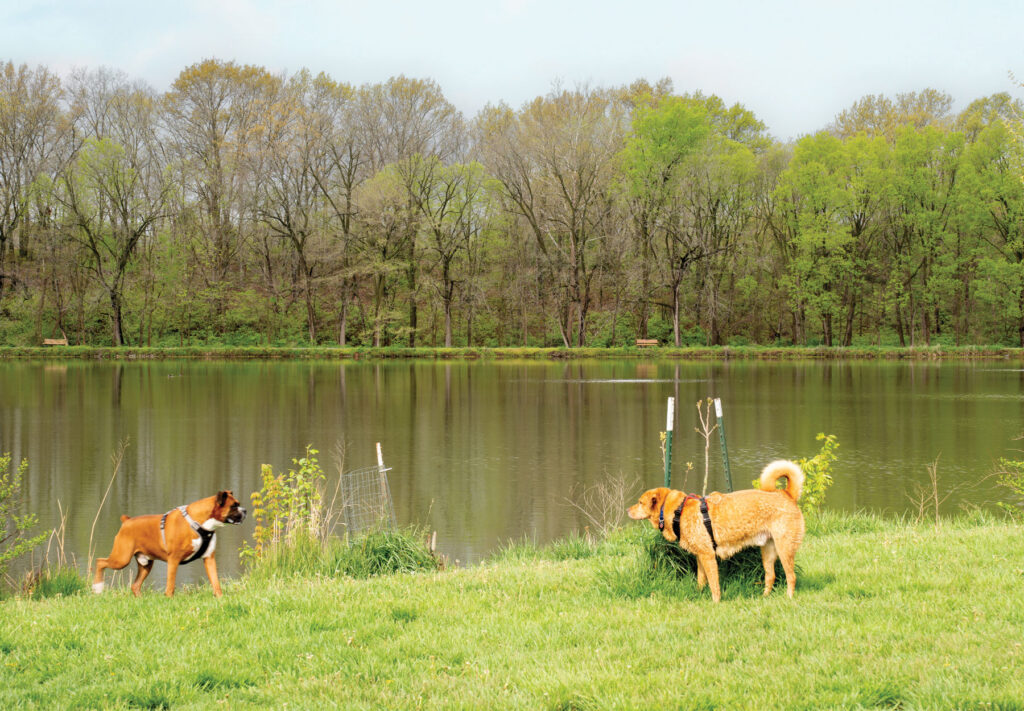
1,359,1021,585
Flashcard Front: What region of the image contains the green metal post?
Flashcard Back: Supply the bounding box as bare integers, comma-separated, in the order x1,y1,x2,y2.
663,397,674,488
715,398,734,492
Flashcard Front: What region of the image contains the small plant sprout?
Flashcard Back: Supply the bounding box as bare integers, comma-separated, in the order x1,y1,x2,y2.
694,398,719,495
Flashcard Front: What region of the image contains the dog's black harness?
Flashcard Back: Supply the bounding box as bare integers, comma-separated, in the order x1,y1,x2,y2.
659,494,718,552
160,505,215,565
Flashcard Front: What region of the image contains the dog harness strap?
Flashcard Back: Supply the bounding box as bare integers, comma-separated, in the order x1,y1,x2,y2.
658,501,666,531
672,494,700,542
162,505,215,564
699,498,718,552
160,511,169,549
671,503,684,542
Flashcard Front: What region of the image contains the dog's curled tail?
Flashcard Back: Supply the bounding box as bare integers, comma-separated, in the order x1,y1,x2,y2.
760,460,804,502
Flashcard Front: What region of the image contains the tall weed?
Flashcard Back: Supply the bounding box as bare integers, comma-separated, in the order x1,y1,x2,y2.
995,451,1024,521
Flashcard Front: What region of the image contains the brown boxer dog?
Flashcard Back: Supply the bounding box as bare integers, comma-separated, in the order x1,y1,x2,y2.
92,491,246,597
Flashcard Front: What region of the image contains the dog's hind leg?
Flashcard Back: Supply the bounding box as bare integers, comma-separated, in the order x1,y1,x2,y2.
93,539,135,593
698,552,722,602
695,556,708,590
775,539,798,598
760,540,778,596
130,557,154,597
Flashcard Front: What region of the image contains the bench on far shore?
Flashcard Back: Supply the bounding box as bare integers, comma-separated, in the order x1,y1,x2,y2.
635,339,659,347
42,337,69,346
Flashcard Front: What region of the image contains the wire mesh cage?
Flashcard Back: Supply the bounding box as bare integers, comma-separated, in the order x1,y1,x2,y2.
339,463,397,535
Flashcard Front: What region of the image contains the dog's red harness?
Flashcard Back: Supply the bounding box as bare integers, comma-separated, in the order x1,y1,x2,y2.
659,494,718,552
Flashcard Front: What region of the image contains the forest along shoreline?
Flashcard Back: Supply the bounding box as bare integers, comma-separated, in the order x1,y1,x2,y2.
3,345,1024,360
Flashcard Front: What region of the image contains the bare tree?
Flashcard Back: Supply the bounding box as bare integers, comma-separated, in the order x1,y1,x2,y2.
0,62,67,300
478,87,624,346
357,77,465,345
162,59,281,317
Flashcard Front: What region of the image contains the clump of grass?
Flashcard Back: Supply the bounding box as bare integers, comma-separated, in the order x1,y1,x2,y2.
26,566,88,600
341,527,440,577
246,526,440,581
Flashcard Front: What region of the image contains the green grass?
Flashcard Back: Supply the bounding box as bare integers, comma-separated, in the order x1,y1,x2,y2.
2,515,1023,709
3,344,1024,361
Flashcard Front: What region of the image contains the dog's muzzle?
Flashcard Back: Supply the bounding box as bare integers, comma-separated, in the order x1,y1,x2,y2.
227,507,247,524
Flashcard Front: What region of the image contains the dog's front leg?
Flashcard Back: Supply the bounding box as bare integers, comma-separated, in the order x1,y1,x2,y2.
165,558,180,597
697,553,721,602
203,556,223,597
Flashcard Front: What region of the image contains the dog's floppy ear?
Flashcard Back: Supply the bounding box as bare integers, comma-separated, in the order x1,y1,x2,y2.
216,490,229,508
648,487,669,512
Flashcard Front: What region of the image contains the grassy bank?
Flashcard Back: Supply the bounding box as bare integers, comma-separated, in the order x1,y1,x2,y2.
2,513,1022,710
3,344,1024,361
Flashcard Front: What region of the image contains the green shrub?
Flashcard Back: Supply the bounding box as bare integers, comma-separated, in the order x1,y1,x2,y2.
795,433,838,513
240,445,325,566
0,453,47,583
749,433,837,514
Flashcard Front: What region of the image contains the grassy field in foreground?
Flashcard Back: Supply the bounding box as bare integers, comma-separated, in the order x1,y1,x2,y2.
1,514,1023,710
3,344,1024,361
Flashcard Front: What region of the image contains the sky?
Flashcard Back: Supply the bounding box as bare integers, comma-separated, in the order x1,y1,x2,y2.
2,0,1023,141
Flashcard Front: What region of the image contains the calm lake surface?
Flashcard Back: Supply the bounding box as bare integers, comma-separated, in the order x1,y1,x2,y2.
2,359,1021,585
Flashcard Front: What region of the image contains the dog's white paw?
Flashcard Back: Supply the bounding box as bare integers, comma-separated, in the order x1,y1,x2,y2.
92,582,104,594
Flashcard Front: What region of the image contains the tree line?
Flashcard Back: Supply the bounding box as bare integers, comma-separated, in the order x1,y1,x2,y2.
1,59,1022,348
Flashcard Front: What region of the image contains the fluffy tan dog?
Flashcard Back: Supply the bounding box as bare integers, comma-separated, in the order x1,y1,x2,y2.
627,460,805,602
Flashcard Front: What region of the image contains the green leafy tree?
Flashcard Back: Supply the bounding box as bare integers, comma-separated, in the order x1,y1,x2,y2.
678,96,763,345
880,125,964,346
962,119,1024,344
619,95,709,344
59,130,169,346
775,132,888,345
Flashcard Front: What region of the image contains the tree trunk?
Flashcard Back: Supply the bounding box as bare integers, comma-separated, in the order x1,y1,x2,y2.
110,289,125,347
444,301,453,347
895,303,906,347
842,297,856,347
338,299,348,347
672,283,682,348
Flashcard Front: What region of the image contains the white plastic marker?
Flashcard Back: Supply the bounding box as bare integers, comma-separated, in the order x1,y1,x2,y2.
664,397,675,487
713,398,734,491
